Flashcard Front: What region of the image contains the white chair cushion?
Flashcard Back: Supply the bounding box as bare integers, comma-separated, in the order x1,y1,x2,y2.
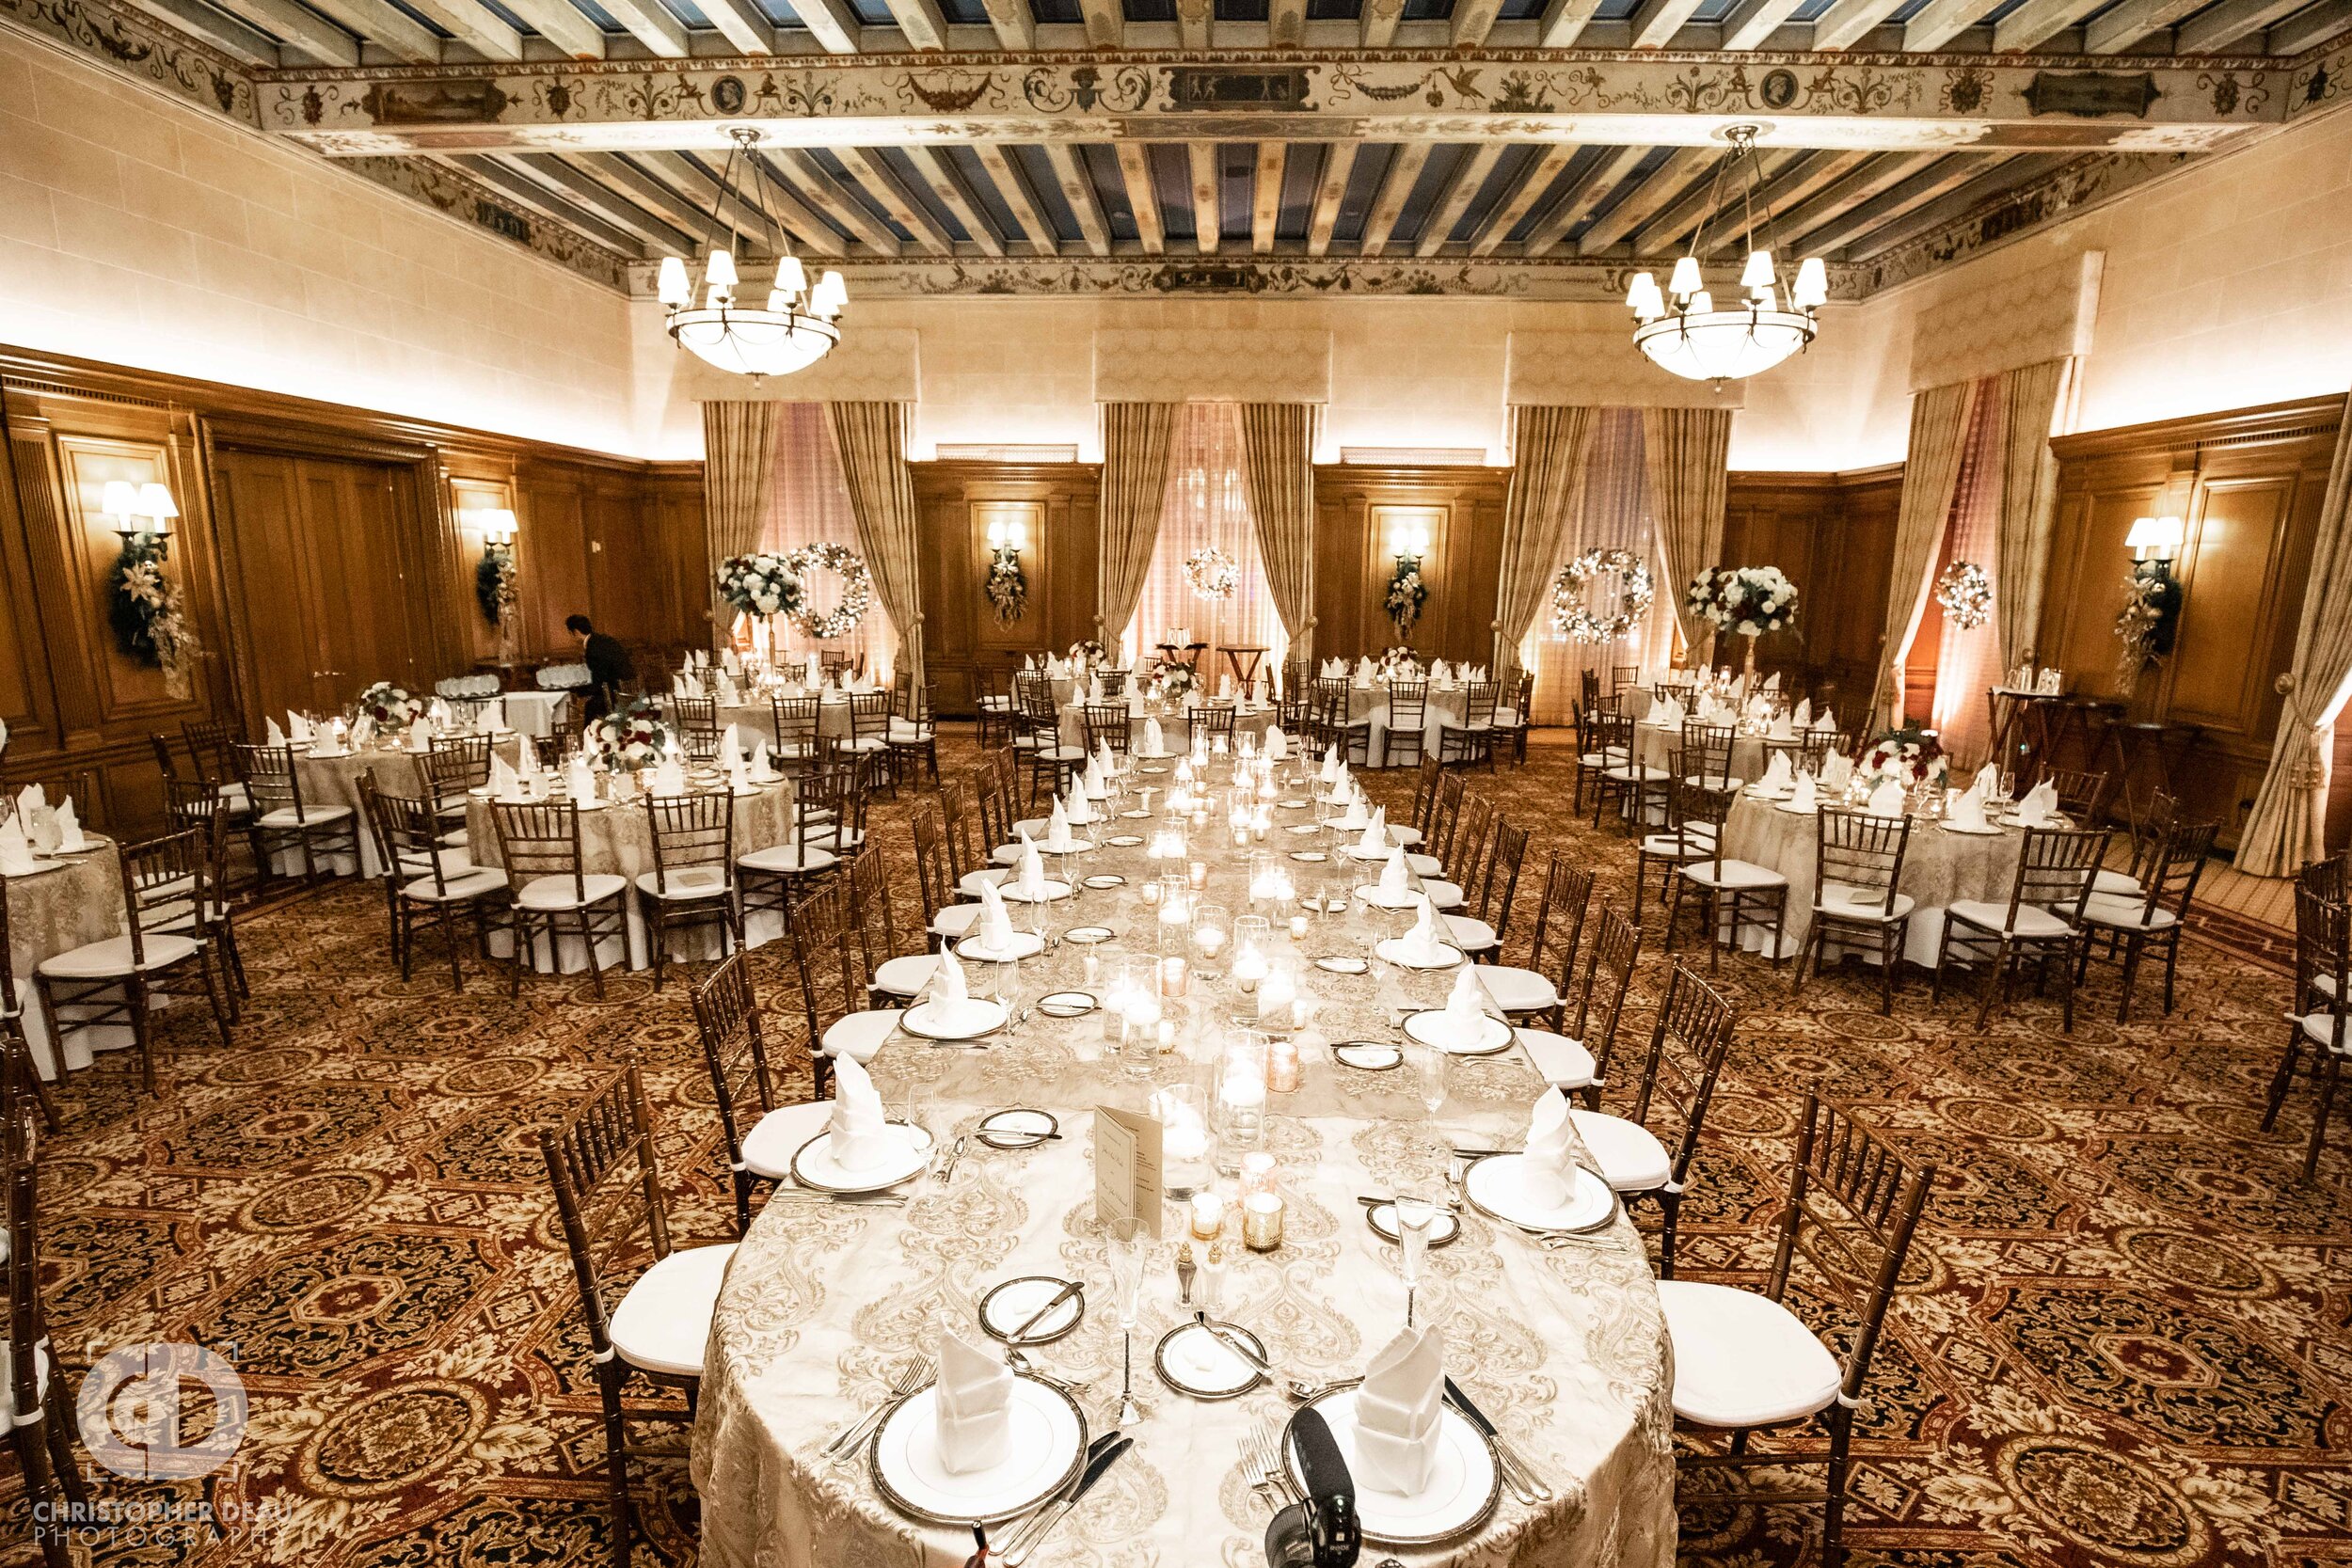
931,903,982,938
516,872,627,910
1683,775,1744,792
403,868,508,903
1516,1027,1595,1090
1406,853,1444,879
873,954,937,996
1422,881,1466,912
1389,827,1424,849
959,868,1011,897
39,932,200,978
739,1106,813,1180
843,736,889,753
977,695,1013,711
1658,1278,1845,1429
1477,965,1559,1014
1605,765,1669,783
1438,716,1493,732
607,1243,739,1378
1579,750,1631,768
1817,881,1915,922
2082,893,2176,930
739,844,838,875
1443,915,1498,952
2091,869,2144,897
397,847,472,879
1681,860,1788,891
887,721,934,742
216,783,251,810
1640,832,1712,859
1570,1108,1672,1193
823,1008,900,1062
1947,899,2074,939
635,866,732,900
0,1338,50,1424
259,804,354,828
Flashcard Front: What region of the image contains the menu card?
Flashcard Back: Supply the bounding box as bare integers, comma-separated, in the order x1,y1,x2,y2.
1093,1106,1165,1239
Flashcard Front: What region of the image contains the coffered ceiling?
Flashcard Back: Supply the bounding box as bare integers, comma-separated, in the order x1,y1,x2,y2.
14,0,2352,299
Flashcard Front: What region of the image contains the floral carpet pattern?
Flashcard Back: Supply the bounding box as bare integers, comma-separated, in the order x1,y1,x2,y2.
10,731,2348,1568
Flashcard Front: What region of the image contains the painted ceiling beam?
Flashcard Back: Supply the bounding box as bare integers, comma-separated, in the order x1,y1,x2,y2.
695,0,775,52
509,152,700,250
1415,144,1502,257
1450,0,1503,46
1519,143,1646,256
836,147,956,254
598,0,694,56
906,145,1007,255
783,0,862,52
1306,141,1355,256
1898,0,1990,51
972,144,1059,256
445,154,647,253
637,149,845,255
1535,0,1608,45
1078,0,1124,46
2081,0,2205,49
1845,153,2066,259
1467,142,1575,256
495,0,606,58
1628,0,1707,48
977,0,1035,48
1983,0,2108,52
1751,150,1941,255
2176,0,2311,51
1360,0,1402,44
1114,143,1165,254
1629,147,1793,255
1041,142,1112,256
879,0,951,48
1809,0,1907,50
1790,154,1990,255
391,0,522,59
119,0,282,63
1358,141,1432,257
206,0,361,65
775,148,906,255
1188,141,1220,254
2266,0,2352,53
1269,0,1306,46
1578,145,1711,254
1252,142,1286,253
1720,0,1806,48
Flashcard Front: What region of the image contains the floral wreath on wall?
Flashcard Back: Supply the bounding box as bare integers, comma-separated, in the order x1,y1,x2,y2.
356,682,426,728
108,534,202,699
717,553,804,620
1550,548,1655,644
1933,562,1992,631
1184,546,1240,602
1384,562,1427,640
590,696,673,768
986,550,1027,625
778,543,872,641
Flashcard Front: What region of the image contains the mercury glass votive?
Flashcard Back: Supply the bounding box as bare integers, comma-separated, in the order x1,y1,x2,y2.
1266,1037,1300,1093
1243,1191,1285,1252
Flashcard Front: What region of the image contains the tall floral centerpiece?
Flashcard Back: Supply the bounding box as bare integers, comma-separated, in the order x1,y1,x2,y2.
716,552,804,663
1686,565,1800,691
589,697,673,769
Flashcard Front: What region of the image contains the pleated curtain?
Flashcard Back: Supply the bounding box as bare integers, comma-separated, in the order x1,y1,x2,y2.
1992,357,2073,673
1641,407,1733,664
2238,396,2352,877
827,401,928,689
1237,403,1321,666
1869,381,1980,727
1491,405,1597,678
700,401,783,643
1096,403,1183,646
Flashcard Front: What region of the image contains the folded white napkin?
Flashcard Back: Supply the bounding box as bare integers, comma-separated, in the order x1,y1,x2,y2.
931,945,968,1005
1438,965,1488,1045
1320,746,1342,784
723,649,740,674
1322,657,1343,678
1264,725,1287,763
1757,751,1791,793
1972,763,2001,797
265,717,287,748
977,876,1015,953
0,814,39,875
1788,773,1818,813
1865,779,1906,818
1023,655,1037,673
1746,696,1772,726
719,722,741,766
1523,1085,1579,1207
489,752,521,800
806,654,821,687
1016,830,1045,899
291,711,314,744
1769,712,1795,740
407,717,432,752
1947,786,1989,831
1143,718,1167,756
828,1054,895,1173
1045,800,1073,853
750,739,777,782
935,1326,1015,1476
2016,780,2059,827
1357,809,1389,858
1820,752,1854,791
1064,784,1095,828
49,799,85,854
1793,699,1812,729
1336,796,1370,832
1082,758,1106,800
1353,660,1373,689
1353,1325,1445,1496
1764,672,1781,691
1811,707,1836,733
566,755,596,803
671,673,690,698
484,698,504,734
1220,673,1235,699
517,736,540,776
717,673,739,705
1380,845,1411,895
652,757,688,798
15,785,42,819
1403,895,1447,964
1655,697,1685,730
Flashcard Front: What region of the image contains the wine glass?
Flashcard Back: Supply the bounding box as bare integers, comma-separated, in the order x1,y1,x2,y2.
1393,1188,1438,1327
901,1079,938,1172
1110,1220,1150,1423
994,957,1024,1037
1411,1042,1448,1137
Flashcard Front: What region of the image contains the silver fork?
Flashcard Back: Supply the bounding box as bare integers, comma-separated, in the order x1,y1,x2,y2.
825,1355,932,1459
1242,1431,1285,1511
1253,1419,1301,1506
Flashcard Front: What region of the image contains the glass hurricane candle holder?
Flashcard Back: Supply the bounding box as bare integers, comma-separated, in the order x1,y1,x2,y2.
1192,902,1231,978
1267,1037,1301,1093
1215,1028,1270,1163
1257,962,1297,1030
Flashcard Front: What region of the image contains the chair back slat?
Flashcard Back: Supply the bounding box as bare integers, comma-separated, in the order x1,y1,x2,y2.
1462,681,1498,727
1816,809,1912,916
1528,855,1596,997
770,694,822,763
693,951,778,1170
366,770,469,896
1624,962,1738,1189
424,735,493,806
238,743,309,821
2007,825,2109,927
645,790,736,885
489,801,591,904
941,780,981,880
787,879,865,1093
1572,905,1642,1080
1475,818,1529,935
1387,679,1428,731
2295,884,2350,1042
538,1067,671,1354
1081,705,1132,757
912,800,953,922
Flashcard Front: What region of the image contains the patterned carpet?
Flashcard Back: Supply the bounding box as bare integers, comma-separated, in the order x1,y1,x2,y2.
11,731,2348,1568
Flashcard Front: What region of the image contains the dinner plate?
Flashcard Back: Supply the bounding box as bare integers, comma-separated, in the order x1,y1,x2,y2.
1356,886,1420,910
977,1108,1060,1148
1155,1321,1265,1399
789,1127,929,1194
868,1379,1087,1527
1403,1010,1513,1055
1080,875,1125,890
1333,1041,1401,1070
999,880,1074,905
1283,1388,1500,1546
1366,1201,1461,1248
1035,991,1097,1019
1463,1154,1617,1235
1290,851,1329,863
977,1274,1083,1341
1313,956,1370,975
1941,820,2006,836
1773,801,1820,816
1286,825,1322,837
958,932,1047,963
1343,844,1400,863
1104,835,1145,847
0,861,63,879
1039,839,1097,856
898,998,1009,1041
1063,926,1116,943
1375,938,1464,971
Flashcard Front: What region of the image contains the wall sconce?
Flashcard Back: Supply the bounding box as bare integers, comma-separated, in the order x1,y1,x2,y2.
2125,514,2185,658
103,480,179,546
984,515,1028,556
464,507,521,645
1386,517,1432,567
470,506,519,547
2125,515,2183,570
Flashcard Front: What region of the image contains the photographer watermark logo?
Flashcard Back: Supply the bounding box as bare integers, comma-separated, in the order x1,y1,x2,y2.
76,1342,247,1480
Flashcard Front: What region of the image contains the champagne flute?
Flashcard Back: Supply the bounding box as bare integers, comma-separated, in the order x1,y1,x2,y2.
1111,1220,1149,1423
1393,1188,1437,1328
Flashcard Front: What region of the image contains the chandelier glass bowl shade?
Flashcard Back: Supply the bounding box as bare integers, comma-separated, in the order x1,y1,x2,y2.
657,128,845,382
1626,127,1827,385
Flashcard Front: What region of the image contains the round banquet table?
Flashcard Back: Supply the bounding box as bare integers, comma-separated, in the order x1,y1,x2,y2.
463,777,798,973
291,734,525,879
1054,698,1277,752
691,784,1677,1568
6,840,132,1079
1721,792,2034,966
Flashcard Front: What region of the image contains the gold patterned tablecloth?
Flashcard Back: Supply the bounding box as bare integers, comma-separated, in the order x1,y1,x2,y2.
6,841,128,1078
692,794,1676,1568
294,736,524,878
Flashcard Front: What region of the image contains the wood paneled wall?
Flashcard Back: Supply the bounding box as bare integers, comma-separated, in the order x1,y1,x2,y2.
1313,466,1509,668
912,462,1102,717
2041,396,2342,845
0,345,707,834
1719,467,1902,716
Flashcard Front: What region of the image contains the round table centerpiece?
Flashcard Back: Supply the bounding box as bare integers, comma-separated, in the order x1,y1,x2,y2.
1687,565,1800,689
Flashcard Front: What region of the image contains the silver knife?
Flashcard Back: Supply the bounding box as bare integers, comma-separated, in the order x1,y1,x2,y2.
1443,1376,1551,1503
1001,1436,1133,1566
1194,1311,1271,1374
997,1429,1120,1560
1006,1279,1083,1344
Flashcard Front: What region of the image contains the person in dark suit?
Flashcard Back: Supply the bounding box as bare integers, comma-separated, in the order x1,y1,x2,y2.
567,614,634,721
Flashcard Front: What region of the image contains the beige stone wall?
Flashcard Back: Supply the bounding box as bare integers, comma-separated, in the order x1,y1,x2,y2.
0,26,636,452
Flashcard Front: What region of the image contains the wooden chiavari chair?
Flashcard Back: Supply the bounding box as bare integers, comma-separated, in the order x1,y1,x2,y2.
1661,1095,1935,1568
1379,677,1428,769
239,742,358,881
32,828,230,1091
1420,794,1489,914
1497,670,1535,765
422,734,493,847
2077,817,2217,1022
671,694,721,764
1518,904,1642,1104
182,717,247,803
1588,710,1667,833
2093,787,2181,902
2296,849,2348,909
488,800,628,999
2035,765,2110,824
974,667,1015,749
0,896,63,1132
1788,726,1842,779
887,680,940,788
1609,664,1641,697
846,689,896,798
1080,704,1133,760
1187,703,1237,748
1407,755,1445,845
738,764,851,923
1012,675,1083,807
640,791,741,990
539,1067,736,1568
1473,855,1593,1033
1932,824,2108,1030
769,693,823,768
1663,776,1790,970
1573,960,1739,1276
1438,679,1500,768
940,779,985,890
2269,884,2350,1180
162,774,250,1011
1312,678,1372,766
1795,808,1915,1014
4,1138,87,1567
1678,721,1743,796
975,759,1018,858
364,773,511,990
1631,748,1721,929
1424,772,1467,871
912,798,979,944
787,877,882,1100
850,845,934,1003
545,700,583,765
692,951,812,1235
1443,817,1527,961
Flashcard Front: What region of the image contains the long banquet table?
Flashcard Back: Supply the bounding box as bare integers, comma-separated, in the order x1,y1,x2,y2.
692,764,1676,1568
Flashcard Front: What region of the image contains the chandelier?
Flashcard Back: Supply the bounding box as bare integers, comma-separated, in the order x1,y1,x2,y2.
1625,125,1827,386
656,127,845,381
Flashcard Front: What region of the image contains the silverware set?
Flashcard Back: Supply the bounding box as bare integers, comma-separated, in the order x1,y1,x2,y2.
993,1431,1132,1566
1444,1375,1554,1505
1242,1419,1300,1510
825,1356,933,1460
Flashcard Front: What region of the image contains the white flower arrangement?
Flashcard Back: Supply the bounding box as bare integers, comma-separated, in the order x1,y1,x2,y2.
1934,562,1993,631
1183,546,1240,602
589,696,673,768
1066,640,1107,668
109,534,202,699
1375,647,1422,684
1152,657,1197,700
1687,565,1800,637
1860,727,1948,791
777,542,871,641
1551,548,1655,645
356,682,426,727
717,553,804,620
1384,564,1427,639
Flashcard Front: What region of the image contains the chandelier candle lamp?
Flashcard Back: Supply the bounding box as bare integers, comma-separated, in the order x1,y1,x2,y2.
656,128,846,382
1625,126,1827,386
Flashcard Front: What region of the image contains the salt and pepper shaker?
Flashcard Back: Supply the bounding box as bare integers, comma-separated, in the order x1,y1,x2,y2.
1175,1241,1197,1307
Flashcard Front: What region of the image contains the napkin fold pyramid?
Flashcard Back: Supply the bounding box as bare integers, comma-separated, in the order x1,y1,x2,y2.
1401,894,1448,965
1143,718,1168,757
934,1326,1014,1476
1759,751,1794,793
930,945,968,1006
1865,779,1907,818
264,717,287,748
489,752,521,801
1523,1085,1580,1208
0,814,40,875
2015,779,2060,827
1357,807,1389,857
1015,829,1046,897
1264,725,1287,762
1437,965,1488,1047
1353,1325,1446,1496
1379,845,1411,896
1045,800,1073,853
1788,772,1818,813
976,876,1016,954
827,1055,895,1173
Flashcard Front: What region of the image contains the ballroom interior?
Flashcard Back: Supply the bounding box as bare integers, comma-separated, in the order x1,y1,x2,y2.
3,0,2352,1563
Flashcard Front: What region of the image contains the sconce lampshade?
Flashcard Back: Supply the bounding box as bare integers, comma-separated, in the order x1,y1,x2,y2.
101,481,139,521
2126,515,2185,559
467,507,519,546
135,483,180,522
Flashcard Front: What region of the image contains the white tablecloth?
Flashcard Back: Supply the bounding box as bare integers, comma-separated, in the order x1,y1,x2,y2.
500,689,567,739
6,841,132,1078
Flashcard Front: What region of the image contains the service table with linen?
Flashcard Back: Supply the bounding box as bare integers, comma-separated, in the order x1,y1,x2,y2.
500,689,569,739
6,839,132,1079
1721,791,2034,966
691,779,1675,1568
463,775,798,973
291,734,526,879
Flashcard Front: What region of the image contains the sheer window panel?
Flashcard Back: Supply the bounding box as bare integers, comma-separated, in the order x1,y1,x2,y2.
740,401,898,683
1120,402,1289,684
1524,409,1676,725
1928,380,2006,771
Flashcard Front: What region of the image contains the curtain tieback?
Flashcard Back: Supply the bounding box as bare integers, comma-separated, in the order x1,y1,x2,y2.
2278,673,2328,789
